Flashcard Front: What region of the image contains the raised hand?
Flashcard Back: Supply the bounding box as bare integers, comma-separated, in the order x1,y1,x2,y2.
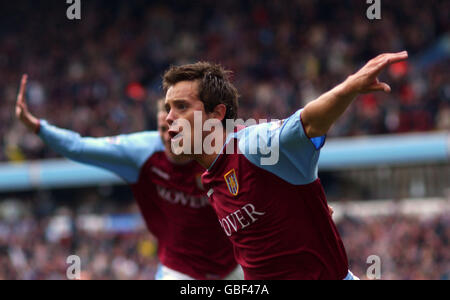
301,51,409,138
15,74,40,133
345,51,409,95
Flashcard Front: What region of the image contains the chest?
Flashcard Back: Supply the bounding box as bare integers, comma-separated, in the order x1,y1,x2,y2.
139,153,209,209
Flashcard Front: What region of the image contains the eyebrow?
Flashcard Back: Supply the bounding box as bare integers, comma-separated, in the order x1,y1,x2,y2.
166,99,190,106
169,99,189,103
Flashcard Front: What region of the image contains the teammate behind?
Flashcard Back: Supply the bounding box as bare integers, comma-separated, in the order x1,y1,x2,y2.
15,75,242,280
163,52,408,279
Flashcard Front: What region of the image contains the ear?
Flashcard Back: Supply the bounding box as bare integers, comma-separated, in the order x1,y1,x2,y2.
210,104,227,123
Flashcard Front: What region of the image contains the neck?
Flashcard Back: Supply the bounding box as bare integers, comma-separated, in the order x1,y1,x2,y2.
195,129,228,170
165,149,192,165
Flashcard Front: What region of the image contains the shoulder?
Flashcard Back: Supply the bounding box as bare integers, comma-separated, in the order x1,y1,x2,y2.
113,131,163,148
113,131,165,167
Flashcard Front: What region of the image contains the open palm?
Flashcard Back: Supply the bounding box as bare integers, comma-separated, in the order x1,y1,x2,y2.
347,51,409,94
15,74,40,133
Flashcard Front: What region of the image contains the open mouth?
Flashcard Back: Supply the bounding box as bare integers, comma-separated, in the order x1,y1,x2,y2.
168,129,182,141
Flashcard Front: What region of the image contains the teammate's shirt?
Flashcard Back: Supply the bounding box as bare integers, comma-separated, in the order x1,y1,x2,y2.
202,109,349,280
39,121,237,280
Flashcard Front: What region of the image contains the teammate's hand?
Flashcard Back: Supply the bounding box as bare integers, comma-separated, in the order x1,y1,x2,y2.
344,51,408,95
328,205,334,217
15,74,40,133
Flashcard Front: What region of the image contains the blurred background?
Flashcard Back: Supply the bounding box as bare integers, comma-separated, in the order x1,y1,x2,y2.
0,0,448,279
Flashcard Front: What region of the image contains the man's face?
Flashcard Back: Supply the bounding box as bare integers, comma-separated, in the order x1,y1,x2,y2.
165,80,211,157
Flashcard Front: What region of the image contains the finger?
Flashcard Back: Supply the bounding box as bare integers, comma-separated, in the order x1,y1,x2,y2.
375,51,408,63
368,51,408,70
367,81,391,93
17,74,28,105
374,52,409,74
365,55,384,69
15,105,21,117
371,53,388,65
379,82,391,93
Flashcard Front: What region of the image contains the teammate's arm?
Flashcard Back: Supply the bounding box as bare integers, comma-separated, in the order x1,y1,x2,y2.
301,51,408,138
16,74,40,133
15,74,155,183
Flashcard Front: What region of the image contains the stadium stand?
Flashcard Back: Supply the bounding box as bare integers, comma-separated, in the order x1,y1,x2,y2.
0,0,448,280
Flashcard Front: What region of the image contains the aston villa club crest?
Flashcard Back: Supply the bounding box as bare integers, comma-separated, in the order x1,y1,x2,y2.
224,169,239,196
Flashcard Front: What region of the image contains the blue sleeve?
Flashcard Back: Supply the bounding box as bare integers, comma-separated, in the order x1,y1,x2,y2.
38,120,164,183
237,109,325,185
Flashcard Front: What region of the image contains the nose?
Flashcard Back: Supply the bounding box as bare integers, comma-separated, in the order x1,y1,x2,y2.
165,109,175,126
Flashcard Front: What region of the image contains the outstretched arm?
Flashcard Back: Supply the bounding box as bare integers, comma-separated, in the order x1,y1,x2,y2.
301,51,409,138
15,74,161,183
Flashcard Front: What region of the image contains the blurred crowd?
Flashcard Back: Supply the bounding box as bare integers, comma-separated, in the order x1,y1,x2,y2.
0,190,448,280
0,1,448,280
339,214,450,280
0,188,159,280
0,222,158,280
0,0,449,162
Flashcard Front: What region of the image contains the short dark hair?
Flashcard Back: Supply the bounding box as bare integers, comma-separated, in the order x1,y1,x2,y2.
163,62,239,125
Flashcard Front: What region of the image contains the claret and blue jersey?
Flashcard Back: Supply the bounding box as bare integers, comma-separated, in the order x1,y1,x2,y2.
202,109,349,280
38,120,237,280
38,107,350,280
